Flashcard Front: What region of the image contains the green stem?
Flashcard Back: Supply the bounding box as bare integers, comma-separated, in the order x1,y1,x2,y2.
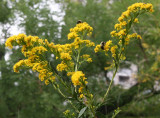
91,106,96,118
55,73,69,89
75,49,81,72
53,84,79,113
53,84,67,98
102,67,118,102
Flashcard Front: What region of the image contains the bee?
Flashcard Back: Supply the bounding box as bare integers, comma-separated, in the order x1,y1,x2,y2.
100,41,106,50
77,20,83,24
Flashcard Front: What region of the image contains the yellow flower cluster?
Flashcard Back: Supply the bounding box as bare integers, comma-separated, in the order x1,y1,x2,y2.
71,71,88,99
56,61,68,72
54,45,74,72
124,33,142,45
78,86,83,93
13,60,26,73
71,71,87,86
68,22,93,40
104,40,112,50
128,3,153,13
46,23,94,73
81,54,92,63
67,22,95,49
79,94,84,98
5,34,25,49
72,38,95,49
111,45,118,58
94,40,112,55
110,3,153,46
29,46,47,55
67,70,87,99
54,22,94,90
95,2,154,64
94,45,101,53
60,52,72,60
63,110,70,115
5,34,45,49
5,34,56,85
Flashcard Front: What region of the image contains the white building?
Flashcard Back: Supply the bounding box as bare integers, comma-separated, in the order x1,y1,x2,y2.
107,62,138,89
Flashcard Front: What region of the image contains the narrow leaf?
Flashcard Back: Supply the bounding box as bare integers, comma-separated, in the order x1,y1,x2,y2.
78,107,87,118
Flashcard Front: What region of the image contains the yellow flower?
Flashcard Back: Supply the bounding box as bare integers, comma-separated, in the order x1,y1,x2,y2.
5,34,57,86
94,45,101,53
111,3,153,46
5,35,17,49
56,62,68,71
120,21,127,26
87,58,92,63
111,45,118,58
63,110,70,115
118,16,124,22
125,37,130,45
117,29,126,37
82,54,90,58
137,35,142,39
90,94,93,98
49,76,56,82
71,71,86,86
39,72,46,81
13,60,25,73
67,72,74,76
104,66,111,70
81,54,92,63
104,40,112,52
60,52,72,60
110,31,116,37
45,79,49,85
21,45,27,54
30,46,47,55
114,23,121,30
68,32,78,40
16,34,26,44
68,22,93,41
32,63,40,72
120,54,126,60
78,87,83,93
134,18,139,23
79,94,84,98
122,11,130,17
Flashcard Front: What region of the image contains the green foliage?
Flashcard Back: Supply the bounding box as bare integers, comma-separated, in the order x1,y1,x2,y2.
0,0,11,23
11,0,59,41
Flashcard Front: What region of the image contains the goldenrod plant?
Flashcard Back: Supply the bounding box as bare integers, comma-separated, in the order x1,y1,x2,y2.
5,3,153,118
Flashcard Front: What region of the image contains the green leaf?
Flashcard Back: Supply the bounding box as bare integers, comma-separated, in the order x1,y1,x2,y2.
78,107,87,118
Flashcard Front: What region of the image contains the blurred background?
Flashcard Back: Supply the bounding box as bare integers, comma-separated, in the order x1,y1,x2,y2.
0,0,160,117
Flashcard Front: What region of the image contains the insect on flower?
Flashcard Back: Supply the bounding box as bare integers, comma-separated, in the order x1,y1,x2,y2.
77,20,83,24
100,41,106,50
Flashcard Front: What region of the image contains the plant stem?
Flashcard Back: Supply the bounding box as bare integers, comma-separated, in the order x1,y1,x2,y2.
75,49,81,72
55,73,69,89
52,84,66,98
102,67,118,103
53,84,79,113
